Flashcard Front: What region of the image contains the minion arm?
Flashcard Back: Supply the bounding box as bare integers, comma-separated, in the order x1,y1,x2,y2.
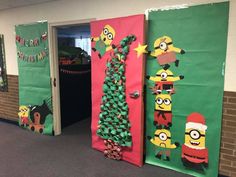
150,51,157,57
105,45,112,52
150,50,162,57
172,47,182,54
91,37,99,42
149,76,161,82
169,76,181,82
169,143,177,149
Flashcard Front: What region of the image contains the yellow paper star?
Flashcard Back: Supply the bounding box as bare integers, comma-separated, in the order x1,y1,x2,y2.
134,43,148,58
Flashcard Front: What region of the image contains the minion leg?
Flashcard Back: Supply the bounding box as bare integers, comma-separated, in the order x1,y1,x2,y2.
175,60,179,67
155,151,162,159
92,47,96,52
165,150,170,161
98,53,102,59
203,162,208,168
163,64,170,70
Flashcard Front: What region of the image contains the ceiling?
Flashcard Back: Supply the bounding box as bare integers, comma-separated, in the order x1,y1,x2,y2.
0,0,59,10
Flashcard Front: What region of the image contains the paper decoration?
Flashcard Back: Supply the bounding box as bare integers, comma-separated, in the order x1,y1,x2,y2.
18,105,30,127
146,68,184,94
134,43,148,58
182,113,208,166
154,91,173,128
18,98,52,134
91,14,145,167
104,139,122,160
28,100,52,133
145,2,229,177
15,31,47,47
60,68,91,75
150,36,185,70
97,35,136,155
17,49,47,62
148,128,179,161
91,24,116,59
41,32,48,41
16,22,53,135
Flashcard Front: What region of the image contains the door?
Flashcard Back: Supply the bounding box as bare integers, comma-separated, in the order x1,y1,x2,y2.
91,15,145,166
145,2,229,177
16,22,53,135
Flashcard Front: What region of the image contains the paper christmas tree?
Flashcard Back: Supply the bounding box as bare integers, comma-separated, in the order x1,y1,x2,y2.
97,35,136,160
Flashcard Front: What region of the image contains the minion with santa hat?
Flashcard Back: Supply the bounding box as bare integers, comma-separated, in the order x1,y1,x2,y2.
181,112,208,166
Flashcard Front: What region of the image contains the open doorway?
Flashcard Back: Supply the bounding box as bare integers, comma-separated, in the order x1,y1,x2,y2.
56,24,91,129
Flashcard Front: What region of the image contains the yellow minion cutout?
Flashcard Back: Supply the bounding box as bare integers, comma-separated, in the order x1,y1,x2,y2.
18,105,30,127
146,68,184,94
154,92,172,128
91,24,116,59
155,92,172,112
181,112,208,166
148,128,179,161
150,36,185,70
147,69,184,82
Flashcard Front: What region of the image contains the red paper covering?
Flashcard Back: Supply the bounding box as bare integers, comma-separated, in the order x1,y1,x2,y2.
91,14,145,167
157,51,176,65
154,111,172,127
182,144,208,164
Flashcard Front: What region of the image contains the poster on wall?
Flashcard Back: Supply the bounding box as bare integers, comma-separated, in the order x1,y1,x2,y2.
0,34,8,91
15,22,53,135
91,15,145,167
145,2,229,177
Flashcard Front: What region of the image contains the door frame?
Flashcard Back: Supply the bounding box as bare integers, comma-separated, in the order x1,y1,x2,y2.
48,18,95,135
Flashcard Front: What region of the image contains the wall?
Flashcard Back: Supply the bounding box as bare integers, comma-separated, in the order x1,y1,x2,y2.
0,75,18,121
220,92,236,177
0,0,235,91
0,0,235,176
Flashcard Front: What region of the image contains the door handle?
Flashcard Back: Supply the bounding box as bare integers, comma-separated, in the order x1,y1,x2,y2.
129,90,140,99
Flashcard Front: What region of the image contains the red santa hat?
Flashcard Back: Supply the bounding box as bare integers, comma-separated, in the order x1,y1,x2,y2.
186,112,207,131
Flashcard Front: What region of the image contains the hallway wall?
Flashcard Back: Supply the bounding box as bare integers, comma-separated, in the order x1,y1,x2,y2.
0,75,18,121
0,0,235,91
0,0,235,176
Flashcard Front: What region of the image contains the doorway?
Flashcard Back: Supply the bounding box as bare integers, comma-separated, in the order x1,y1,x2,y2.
56,24,91,129
50,22,92,132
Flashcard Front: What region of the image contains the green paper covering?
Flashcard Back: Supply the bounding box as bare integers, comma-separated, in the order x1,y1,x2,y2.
145,2,229,177
97,35,136,147
16,22,53,135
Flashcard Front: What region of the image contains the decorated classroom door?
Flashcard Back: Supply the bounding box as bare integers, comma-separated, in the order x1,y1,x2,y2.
15,22,53,135
91,15,145,166
145,2,229,177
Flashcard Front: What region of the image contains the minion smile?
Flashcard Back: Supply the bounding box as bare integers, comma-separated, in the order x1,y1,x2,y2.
103,38,106,41
190,140,200,146
160,142,167,148
159,105,164,109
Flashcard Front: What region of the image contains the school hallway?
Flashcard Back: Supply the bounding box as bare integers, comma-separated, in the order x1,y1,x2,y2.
0,119,192,177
